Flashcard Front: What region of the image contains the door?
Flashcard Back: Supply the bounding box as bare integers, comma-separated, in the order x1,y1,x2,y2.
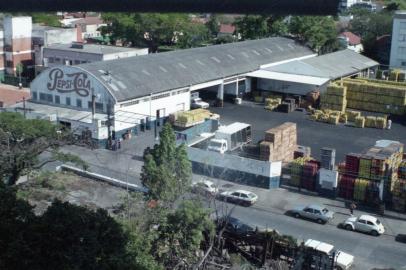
356,219,368,232
229,192,240,203
302,207,314,219
156,108,165,126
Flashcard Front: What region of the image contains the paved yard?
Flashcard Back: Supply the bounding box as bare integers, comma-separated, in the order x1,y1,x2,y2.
210,101,406,162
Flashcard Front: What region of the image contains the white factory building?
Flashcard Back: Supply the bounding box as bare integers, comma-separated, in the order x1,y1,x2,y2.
8,37,377,146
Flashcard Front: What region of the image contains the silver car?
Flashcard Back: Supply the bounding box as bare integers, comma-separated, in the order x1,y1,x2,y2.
291,204,334,224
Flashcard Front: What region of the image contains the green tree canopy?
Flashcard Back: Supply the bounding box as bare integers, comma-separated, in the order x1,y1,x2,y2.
0,112,84,185
0,184,136,270
233,15,269,40
289,16,338,53
141,123,192,203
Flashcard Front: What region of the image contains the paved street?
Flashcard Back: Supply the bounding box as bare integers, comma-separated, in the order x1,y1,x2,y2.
41,143,406,270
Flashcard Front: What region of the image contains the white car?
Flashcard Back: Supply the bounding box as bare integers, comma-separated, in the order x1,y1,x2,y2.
219,190,258,206
305,239,354,270
343,214,385,236
191,180,218,196
191,98,209,109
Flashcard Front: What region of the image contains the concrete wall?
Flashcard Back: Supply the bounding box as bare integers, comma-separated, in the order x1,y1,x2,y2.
257,78,328,95
102,48,149,60
187,147,282,189
44,49,102,67
45,28,78,46
390,12,406,70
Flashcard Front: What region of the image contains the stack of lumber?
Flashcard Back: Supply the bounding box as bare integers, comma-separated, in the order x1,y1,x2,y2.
260,122,297,162
264,97,282,111
174,109,212,127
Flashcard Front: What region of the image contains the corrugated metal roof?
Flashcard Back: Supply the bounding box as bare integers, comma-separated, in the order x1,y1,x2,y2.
265,49,379,79
246,70,329,85
78,37,314,102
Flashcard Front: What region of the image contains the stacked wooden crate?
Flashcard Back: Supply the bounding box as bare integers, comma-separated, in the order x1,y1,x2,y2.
320,84,347,113
260,122,297,162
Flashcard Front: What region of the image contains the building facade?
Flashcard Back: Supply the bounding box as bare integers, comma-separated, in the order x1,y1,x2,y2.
43,43,148,68
3,16,33,77
390,11,406,71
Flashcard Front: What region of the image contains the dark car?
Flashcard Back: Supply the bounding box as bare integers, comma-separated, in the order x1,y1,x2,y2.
217,216,256,236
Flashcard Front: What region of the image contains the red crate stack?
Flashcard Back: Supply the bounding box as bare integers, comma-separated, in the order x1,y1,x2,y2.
345,153,361,177
301,161,319,191
338,175,356,199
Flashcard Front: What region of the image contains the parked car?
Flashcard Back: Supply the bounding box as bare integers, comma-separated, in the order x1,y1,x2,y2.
305,239,354,270
219,190,258,206
217,216,256,236
191,180,218,196
291,204,334,224
191,98,209,109
343,214,385,236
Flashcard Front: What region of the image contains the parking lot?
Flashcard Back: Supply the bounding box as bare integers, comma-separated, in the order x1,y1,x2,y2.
210,101,406,162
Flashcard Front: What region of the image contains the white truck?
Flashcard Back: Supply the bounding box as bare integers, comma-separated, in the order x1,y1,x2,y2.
207,122,251,153
305,239,354,270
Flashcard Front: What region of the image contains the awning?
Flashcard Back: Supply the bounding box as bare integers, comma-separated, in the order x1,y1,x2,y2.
246,70,330,86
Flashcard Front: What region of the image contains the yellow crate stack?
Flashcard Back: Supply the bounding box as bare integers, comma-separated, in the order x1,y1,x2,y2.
353,179,369,202
264,97,282,111
342,79,406,115
355,116,365,128
320,84,347,113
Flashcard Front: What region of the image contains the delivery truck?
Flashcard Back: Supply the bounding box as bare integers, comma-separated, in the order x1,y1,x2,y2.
207,122,251,153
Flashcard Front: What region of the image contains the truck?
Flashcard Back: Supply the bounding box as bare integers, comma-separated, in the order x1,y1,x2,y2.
207,122,251,153
304,239,354,270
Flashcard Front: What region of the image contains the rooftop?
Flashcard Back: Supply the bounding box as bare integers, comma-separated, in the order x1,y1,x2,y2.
44,43,145,55
77,37,315,102
339,31,361,45
219,24,236,34
264,49,378,79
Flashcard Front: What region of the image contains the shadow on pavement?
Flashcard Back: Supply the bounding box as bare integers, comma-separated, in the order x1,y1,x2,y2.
395,234,406,243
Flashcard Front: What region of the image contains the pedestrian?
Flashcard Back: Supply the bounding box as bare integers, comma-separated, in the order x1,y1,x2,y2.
387,118,392,130
350,202,356,216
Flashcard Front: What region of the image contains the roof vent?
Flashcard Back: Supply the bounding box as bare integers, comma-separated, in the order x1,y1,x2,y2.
71,42,84,49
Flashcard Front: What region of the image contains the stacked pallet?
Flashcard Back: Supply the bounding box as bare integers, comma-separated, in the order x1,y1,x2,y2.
174,109,212,127
389,69,406,82
354,116,365,128
260,122,297,162
264,97,282,111
346,110,361,122
342,79,406,115
391,161,406,212
301,160,320,191
320,84,347,113
338,141,404,210
287,157,313,187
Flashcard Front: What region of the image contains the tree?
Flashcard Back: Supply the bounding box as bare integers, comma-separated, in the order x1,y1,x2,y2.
141,123,192,203
267,16,289,36
233,15,269,40
0,112,84,185
206,15,220,37
177,23,210,49
30,12,61,27
101,13,191,52
16,63,23,84
289,16,338,53
152,200,215,268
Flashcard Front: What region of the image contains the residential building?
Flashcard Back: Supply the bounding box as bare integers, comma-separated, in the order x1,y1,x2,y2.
389,11,406,70
60,16,106,39
43,42,148,68
218,24,236,37
338,31,363,53
3,16,33,77
0,30,4,81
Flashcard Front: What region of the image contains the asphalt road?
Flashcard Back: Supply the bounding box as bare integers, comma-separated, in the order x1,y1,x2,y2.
217,200,406,270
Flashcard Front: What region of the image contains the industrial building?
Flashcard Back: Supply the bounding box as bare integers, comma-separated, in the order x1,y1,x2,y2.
10,37,377,145
43,43,148,68
390,11,406,71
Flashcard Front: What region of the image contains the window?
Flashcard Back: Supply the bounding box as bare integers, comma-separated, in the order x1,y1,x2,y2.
39,93,53,102
48,57,54,63
32,92,37,100
55,57,60,63
314,210,321,215
88,101,104,112
66,97,71,106
398,47,406,55
358,219,366,224
74,60,81,65
367,221,374,226
400,22,406,30
231,192,240,197
76,99,82,108
55,95,60,104
240,193,248,198
402,61,406,67
399,34,406,42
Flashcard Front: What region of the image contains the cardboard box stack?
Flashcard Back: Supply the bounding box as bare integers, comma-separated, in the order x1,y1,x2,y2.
320,84,347,113
260,122,297,162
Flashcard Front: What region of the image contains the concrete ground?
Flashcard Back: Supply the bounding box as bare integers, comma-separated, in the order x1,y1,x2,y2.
210,101,406,162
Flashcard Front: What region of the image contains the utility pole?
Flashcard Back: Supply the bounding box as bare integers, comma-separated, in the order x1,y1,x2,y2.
23,97,26,118
107,101,113,149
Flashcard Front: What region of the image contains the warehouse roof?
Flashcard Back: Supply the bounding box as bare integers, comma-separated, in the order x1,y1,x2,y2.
45,43,144,55
264,49,378,79
77,37,315,102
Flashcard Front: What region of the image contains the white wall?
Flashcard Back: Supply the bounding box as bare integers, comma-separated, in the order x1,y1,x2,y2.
114,89,191,132
3,16,32,40
102,48,149,61
390,12,406,70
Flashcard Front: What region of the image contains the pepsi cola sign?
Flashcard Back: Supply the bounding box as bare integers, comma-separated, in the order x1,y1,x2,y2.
47,68,93,97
